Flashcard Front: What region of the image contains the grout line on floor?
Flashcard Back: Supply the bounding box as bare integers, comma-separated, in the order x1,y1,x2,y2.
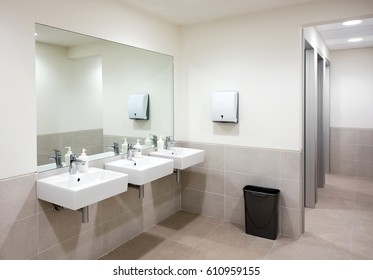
190,219,225,250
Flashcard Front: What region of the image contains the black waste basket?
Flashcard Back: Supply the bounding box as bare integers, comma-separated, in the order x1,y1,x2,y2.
243,185,280,240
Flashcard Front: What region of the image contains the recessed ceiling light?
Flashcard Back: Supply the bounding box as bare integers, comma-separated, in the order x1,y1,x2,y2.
34,32,38,36
343,20,362,26
347,37,363,43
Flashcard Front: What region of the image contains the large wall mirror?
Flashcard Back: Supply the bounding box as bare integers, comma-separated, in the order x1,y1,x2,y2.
35,23,174,171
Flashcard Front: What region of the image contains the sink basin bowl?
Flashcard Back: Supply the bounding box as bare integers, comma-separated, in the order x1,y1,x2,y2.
149,147,204,170
37,167,128,210
105,156,174,185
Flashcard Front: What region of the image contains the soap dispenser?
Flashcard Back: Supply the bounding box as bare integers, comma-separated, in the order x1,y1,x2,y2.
144,135,152,148
133,139,142,158
64,146,73,166
121,138,128,158
157,136,164,152
78,148,89,172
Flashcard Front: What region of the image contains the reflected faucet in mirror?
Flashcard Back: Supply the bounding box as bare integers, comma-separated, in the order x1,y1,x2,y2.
148,134,158,148
48,149,63,168
107,142,120,155
165,136,177,150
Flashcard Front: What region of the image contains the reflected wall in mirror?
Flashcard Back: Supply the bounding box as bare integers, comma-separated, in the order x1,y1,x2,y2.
35,24,174,170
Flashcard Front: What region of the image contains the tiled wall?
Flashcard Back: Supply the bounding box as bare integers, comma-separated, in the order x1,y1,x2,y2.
330,127,373,178
0,155,180,259
180,142,303,239
1,141,303,259
37,129,104,165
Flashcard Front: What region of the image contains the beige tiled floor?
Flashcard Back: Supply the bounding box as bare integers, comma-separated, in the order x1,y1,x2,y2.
100,174,373,260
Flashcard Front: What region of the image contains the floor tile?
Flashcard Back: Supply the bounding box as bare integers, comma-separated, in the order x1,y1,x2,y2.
100,174,373,260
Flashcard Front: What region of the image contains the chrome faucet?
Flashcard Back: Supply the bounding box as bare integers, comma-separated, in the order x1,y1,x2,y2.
48,149,63,168
107,142,120,155
165,136,176,150
127,144,142,160
69,154,85,175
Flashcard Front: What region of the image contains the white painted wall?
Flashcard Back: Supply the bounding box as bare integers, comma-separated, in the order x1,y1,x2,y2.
36,42,102,134
0,0,178,179
177,0,373,150
330,48,373,128
1,0,373,179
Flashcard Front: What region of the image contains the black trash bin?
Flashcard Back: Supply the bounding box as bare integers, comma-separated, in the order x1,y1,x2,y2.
243,185,280,240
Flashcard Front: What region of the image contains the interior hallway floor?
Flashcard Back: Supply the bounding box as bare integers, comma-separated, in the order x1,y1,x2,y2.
100,174,373,260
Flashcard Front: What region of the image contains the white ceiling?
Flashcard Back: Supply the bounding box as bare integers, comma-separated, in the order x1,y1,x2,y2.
316,18,373,50
36,1,373,51
118,0,373,50
118,0,321,26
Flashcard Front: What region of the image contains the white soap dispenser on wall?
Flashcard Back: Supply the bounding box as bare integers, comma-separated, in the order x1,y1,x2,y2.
64,146,73,166
78,148,89,172
133,139,142,158
157,136,164,152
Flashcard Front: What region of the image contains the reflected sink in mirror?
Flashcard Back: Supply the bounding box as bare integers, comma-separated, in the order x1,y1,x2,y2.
104,156,174,185
36,167,128,210
149,147,204,170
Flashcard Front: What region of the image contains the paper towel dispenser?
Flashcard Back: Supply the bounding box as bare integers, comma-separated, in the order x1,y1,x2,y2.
211,91,239,123
128,93,149,120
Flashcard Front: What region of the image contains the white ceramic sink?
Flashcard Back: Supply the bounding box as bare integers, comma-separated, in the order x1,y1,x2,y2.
105,156,174,185
149,147,205,170
37,167,128,210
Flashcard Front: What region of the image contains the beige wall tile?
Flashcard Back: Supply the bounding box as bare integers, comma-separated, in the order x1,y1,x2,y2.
101,207,144,254
0,173,37,227
330,159,357,176
328,128,373,177
143,192,176,230
246,149,282,177
101,187,143,222
330,127,356,145
38,203,101,252
225,146,252,173
181,141,302,239
181,188,224,220
182,166,224,195
357,129,373,145
280,207,301,238
174,186,181,212
357,161,373,178
279,179,301,209
39,226,102,260
281,151,300,180
225,171,280,198
0,215,38,259
225,146,281,177
330,143,356,160
144,174,177,203
357,145,373,162
225,196,244,225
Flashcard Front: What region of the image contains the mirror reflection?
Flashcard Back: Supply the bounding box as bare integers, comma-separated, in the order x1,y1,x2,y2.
35,24,174,171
